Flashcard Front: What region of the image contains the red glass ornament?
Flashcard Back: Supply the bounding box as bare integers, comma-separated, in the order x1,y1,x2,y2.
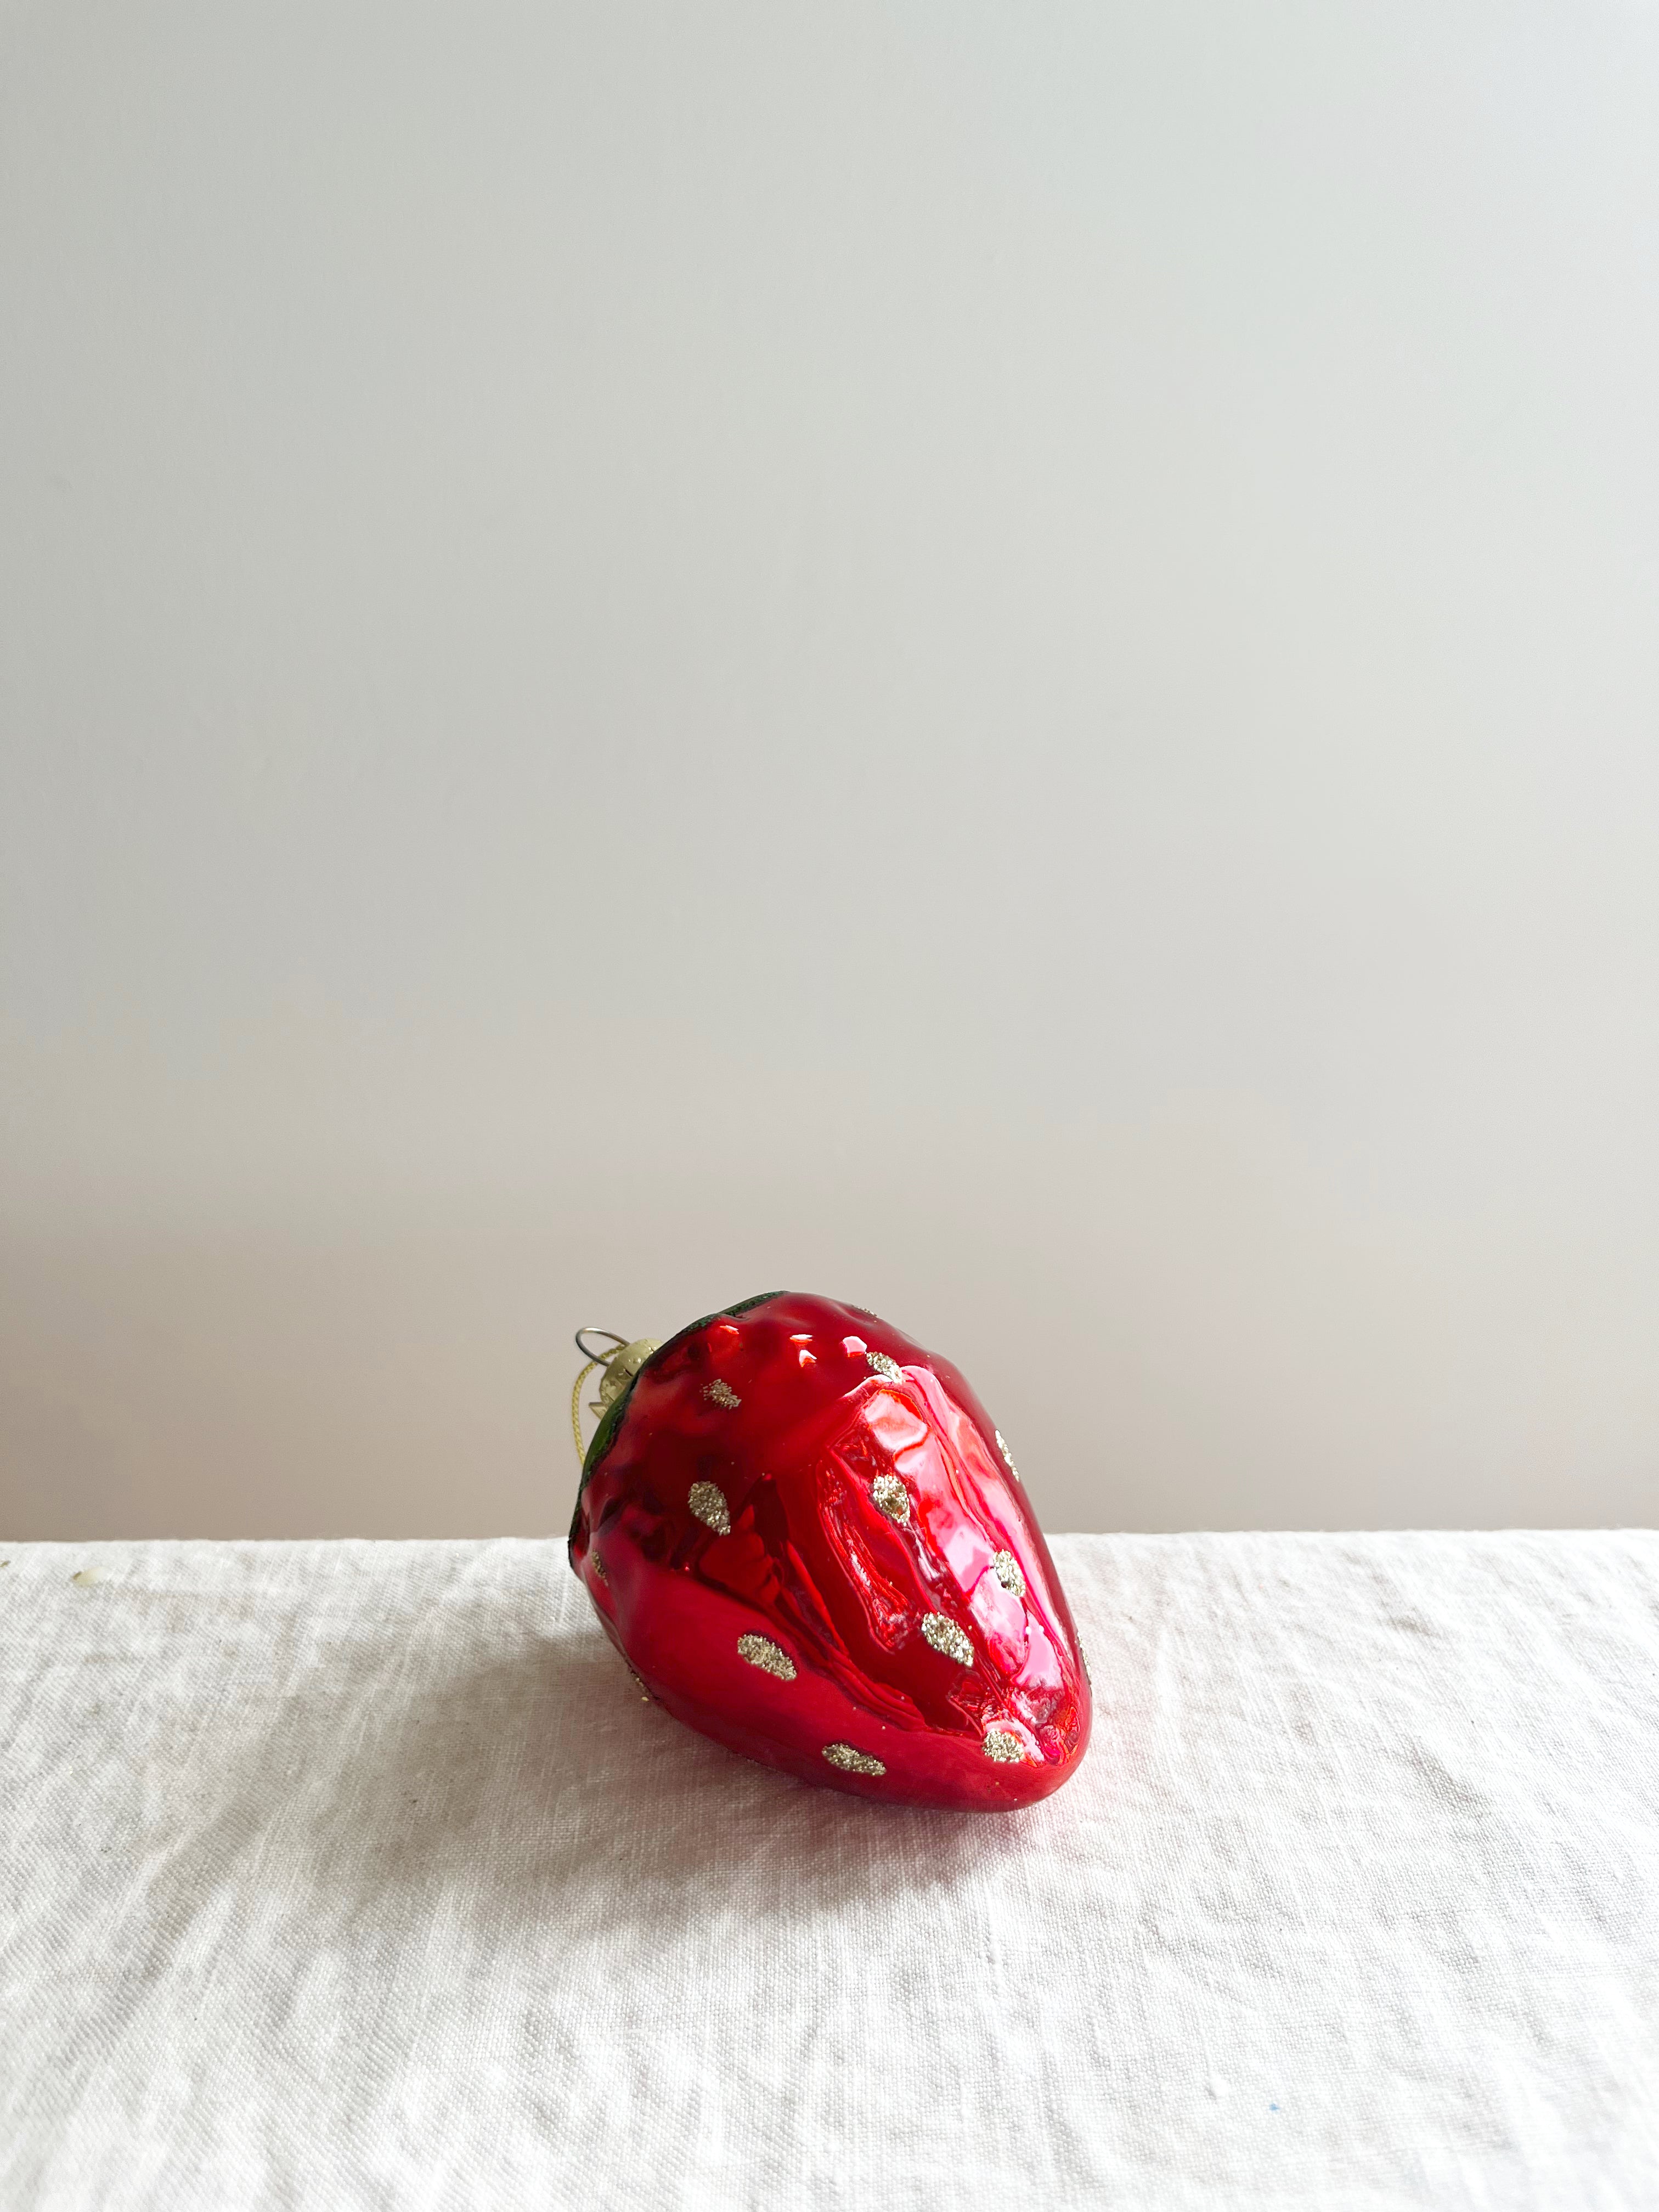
569,1292,1091,1810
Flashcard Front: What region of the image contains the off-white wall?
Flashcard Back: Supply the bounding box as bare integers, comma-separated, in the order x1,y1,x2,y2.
4,1,1659,1538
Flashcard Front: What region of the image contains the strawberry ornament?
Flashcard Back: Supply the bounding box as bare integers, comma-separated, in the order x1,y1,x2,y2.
568,1292,1090,1810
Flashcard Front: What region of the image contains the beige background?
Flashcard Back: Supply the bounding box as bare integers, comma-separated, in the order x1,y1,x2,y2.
4,1,1658,1539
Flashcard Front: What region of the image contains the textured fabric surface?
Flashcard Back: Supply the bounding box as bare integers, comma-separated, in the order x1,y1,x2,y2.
2,1533,1657,2211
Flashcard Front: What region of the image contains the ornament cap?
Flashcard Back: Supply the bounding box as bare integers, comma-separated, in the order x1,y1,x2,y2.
596,1338,661,1408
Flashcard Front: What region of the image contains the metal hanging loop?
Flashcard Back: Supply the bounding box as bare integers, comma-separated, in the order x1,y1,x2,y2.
574,1327,629,1364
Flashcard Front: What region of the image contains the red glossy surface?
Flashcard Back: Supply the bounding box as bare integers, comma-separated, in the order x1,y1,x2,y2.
569,1292,1091,1810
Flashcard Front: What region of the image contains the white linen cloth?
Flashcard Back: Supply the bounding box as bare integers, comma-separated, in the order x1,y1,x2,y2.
2,1532,1656,2211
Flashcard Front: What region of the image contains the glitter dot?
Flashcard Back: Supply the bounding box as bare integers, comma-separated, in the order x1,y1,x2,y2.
589,1554,609,1584
702,1379,741,1409
871,1474,910,1525
983,1729,1029,1763
627,1666,652,1703
995,1430,1020,1478
822,1742,885,1777
737,1633,797,1681
866,1352,904,1385
687,1480,731,1534
991,1549,1025,1598
920,1612,973,1666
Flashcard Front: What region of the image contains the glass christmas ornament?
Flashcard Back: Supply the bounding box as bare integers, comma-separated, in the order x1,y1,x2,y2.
568,1292,1091,1810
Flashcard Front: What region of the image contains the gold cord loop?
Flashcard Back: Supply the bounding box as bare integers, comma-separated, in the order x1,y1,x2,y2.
570,1359,606,1462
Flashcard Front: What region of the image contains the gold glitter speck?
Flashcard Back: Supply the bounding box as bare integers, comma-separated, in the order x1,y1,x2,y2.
702,1379,741,1409
992,1550,1025,1597
995,1429,1020,1478
871,1474,910,1524
823,1742,886,1777
921,1612,974,1666
737,1633,797,1681
983,1729,1028,1763
866,1352,904,1385
687,1480,731,1534
590,1554,608,1584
